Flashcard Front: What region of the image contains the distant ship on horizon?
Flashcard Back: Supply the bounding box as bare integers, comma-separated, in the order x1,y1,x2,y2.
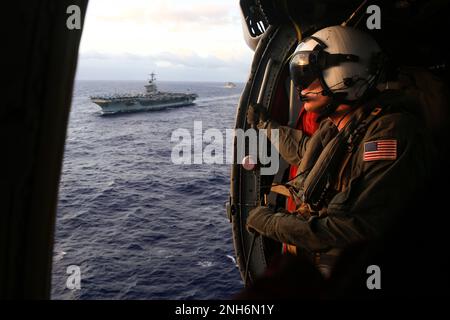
90,73,198,115
224,82,236,88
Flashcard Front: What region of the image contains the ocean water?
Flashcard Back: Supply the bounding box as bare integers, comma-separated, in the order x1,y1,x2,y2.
51,80,244,299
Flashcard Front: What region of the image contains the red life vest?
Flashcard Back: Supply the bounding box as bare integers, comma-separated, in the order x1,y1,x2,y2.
283,109,319,255
286,109,320,212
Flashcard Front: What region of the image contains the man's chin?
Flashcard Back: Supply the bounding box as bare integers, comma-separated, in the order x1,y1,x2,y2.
303,103,321,114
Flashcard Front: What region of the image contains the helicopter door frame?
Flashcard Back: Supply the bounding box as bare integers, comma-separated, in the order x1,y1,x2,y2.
229,23,299,284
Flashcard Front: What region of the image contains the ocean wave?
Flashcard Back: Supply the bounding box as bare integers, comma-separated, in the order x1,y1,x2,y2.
52,81,243,300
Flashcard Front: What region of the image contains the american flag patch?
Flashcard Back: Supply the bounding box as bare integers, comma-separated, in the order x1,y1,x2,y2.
363,140,397,162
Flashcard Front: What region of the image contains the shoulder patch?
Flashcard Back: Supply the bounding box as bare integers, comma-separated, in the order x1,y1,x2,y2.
363,140,397,162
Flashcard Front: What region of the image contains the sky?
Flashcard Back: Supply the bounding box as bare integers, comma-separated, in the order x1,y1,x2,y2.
76,0,254,82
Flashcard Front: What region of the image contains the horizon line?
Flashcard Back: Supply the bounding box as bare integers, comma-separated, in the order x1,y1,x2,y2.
75,79,246,83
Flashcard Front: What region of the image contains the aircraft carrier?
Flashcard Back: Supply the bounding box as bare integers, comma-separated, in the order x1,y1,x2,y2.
90,73,198,114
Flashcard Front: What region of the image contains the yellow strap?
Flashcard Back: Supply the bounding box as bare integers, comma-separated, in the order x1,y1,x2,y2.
271,182,297,255
270,184,292,198
285,244,297,255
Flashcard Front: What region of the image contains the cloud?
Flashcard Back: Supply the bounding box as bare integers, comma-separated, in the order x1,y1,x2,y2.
76,51,252,81
96,3,240,27
79,51,250,69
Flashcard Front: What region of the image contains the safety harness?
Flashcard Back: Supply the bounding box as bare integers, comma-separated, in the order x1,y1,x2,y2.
271,101,387,212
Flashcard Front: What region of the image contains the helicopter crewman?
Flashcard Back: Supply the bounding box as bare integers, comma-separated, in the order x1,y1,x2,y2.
246,25,434,276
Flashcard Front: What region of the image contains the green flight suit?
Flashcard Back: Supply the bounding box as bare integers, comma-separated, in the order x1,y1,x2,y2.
247,93,434,256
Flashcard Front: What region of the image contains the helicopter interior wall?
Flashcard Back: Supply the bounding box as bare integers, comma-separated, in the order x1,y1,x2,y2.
230,23,301,284
242,0,449,77
0,0,88,299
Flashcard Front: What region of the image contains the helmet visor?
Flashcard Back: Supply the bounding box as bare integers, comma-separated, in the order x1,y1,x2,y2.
289,51,320,90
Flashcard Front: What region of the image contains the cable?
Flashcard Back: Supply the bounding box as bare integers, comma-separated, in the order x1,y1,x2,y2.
341,0,369,27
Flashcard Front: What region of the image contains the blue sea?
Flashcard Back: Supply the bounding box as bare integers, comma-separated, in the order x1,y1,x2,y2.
51,80,244,299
